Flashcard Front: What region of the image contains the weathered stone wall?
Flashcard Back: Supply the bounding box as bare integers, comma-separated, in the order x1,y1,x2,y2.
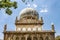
4,32,55,40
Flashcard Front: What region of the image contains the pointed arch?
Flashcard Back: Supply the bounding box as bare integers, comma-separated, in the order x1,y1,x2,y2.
39,37,43,40
16,36,19,40
21,37,25,40
27,36,31,40
33,37,37,40
45,36,49,40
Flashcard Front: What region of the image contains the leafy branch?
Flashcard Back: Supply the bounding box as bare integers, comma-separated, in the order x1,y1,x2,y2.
0,0,34,15
0,0,17,15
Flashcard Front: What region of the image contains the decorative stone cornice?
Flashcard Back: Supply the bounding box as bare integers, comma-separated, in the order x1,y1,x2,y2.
15,22,44,25
3,30,55,34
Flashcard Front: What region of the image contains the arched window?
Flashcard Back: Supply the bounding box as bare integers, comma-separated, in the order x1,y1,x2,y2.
45,37,49,40
22,28,26,31
8,37,10,40
27,28,31,31
16,37,19,40
39,37,43,40
21,37,25,40
27,37,31,40
33,37,37,40
33,28,36,31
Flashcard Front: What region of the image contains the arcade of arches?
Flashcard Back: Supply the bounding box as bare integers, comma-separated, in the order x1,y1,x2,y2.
4,32,55,40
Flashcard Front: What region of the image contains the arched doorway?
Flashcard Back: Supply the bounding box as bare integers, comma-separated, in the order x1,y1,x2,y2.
45,37,49,40
21,37,25,40
33,37,37,40
39,37,43,40
27,36,31,40
16,37,19,40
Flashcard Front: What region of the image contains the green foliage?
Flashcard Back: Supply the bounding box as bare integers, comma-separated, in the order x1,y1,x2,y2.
55,36,60,40
13,1,17,9
0,0,34,15
0,0,17,15
6,8,12,15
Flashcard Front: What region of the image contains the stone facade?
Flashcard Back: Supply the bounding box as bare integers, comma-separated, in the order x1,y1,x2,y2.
4,31,55,40
3,8,55,40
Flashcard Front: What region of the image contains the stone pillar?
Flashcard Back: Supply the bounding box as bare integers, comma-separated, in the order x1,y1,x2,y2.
5,34,8,40
37,34,39,40
32,36,33,40
4,34,6,40
25,35,27,40
19,35,21,40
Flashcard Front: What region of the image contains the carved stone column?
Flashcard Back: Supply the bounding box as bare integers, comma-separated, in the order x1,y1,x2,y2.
19,35,21,40
26,37,27,40
31,36,33,40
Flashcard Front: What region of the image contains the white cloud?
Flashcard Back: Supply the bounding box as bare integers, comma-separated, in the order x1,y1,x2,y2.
27,3,31,7
51,22,54,25
40,9,48,13
26,3,37,8
33,4,37,8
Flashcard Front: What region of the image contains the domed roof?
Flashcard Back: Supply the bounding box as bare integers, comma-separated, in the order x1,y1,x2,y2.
18,8,39,19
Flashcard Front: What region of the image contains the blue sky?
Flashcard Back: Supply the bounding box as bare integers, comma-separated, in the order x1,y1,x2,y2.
0,0,60,39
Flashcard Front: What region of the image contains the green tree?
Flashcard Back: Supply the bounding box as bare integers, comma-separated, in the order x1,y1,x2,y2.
0,0,34,15
55,36,60,40
0,0,17,15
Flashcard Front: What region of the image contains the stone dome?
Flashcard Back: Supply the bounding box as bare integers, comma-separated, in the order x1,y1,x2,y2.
19,8,39,20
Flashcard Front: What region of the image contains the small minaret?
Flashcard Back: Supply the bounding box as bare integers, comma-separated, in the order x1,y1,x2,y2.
51,23,55,31
39,17,43,25
4,24,7,32
15,16,18,22
40,17,43,22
